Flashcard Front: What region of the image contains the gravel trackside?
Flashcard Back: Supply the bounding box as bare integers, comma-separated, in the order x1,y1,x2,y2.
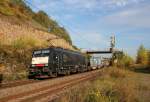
0,70,101,102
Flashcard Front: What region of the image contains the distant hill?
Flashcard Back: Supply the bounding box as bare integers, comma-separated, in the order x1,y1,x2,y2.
0,0,72,44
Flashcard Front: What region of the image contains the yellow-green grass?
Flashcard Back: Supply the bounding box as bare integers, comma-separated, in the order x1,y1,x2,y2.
0,35,49,81
56,67,150,102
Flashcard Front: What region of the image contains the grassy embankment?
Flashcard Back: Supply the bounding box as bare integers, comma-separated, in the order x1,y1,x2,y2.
0,36,47,81
55,67,150,102
0,0,72,44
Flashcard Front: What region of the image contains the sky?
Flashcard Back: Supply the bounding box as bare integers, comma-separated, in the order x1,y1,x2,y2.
26,0,150,57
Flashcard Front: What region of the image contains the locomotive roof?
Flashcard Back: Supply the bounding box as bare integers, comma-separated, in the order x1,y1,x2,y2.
52,47,83,55
33,47,83,56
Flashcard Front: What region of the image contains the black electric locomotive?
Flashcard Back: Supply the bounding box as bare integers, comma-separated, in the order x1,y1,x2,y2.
28,47,88,79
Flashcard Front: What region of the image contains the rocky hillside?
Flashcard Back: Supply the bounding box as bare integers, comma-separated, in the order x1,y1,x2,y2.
0,0,75,81
0,16,74,50
0,0,72,44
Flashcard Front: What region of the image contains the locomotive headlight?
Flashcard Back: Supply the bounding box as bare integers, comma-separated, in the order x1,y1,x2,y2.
45,64,48,66
32,64,35,67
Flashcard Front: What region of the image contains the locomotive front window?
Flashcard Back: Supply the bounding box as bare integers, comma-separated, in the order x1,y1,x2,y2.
33,50,50,57
42,50,50,54
34,50,41,54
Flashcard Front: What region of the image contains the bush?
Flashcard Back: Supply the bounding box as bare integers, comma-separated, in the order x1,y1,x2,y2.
148,50,150,66
0,34,50,82
115,52,134,68
85,91,110,102
136,45,148,65
108,68,127,78
0,45,32,82
114,80,137,102
33,10,72,44
56,68,139,102
12,36,37,49
0,1,14,16
3,71,27,81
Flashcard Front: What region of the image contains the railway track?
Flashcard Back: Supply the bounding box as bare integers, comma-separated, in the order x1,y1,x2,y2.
0,72,84,89
0,69,102,102
0,80,39,89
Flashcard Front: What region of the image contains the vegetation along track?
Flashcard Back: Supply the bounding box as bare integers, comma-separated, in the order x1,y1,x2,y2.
0,69,102,102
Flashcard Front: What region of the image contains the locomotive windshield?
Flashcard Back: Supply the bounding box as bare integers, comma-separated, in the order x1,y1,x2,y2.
33,50,50,57
31,49,50,65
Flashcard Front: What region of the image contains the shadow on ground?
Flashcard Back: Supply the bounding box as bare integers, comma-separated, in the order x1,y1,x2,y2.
132,66,150,74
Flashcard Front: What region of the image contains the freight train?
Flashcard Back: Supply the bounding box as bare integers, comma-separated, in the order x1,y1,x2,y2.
28,47,91,79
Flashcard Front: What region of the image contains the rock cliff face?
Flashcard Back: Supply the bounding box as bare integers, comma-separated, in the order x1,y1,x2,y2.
0,17,74,50
0,0,72,45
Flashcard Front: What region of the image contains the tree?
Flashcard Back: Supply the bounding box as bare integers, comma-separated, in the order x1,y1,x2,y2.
148,50,150,66
136,45,148,65
116,52,134,67
33,10,72,44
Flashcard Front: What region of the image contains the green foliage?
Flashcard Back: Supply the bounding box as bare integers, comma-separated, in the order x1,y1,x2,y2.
50,26,72,44
3,71,27,81
148,50,150,66
72,45,79,50
136,45,148,65
57,68,138,102
116,52,134,67
0,0,34,18
85,91,110,102
33,10,72,44
108,68,126,78
12,37,37,49
33,11,57,28
0,0,14,16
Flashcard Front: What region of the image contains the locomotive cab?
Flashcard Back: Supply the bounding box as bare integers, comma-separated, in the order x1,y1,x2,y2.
28,49,51,78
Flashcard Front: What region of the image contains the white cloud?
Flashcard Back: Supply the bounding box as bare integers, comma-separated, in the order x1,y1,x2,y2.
95,3,150,29
70,29,110,49
27,0,147,24
62,0,144,10
28,0,144,13
104,0,142,7
62,0,99,9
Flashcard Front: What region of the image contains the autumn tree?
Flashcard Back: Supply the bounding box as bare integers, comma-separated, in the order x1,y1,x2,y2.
136,45,148,65
33,10,72,44
117,53,134,67
148,50,150,66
